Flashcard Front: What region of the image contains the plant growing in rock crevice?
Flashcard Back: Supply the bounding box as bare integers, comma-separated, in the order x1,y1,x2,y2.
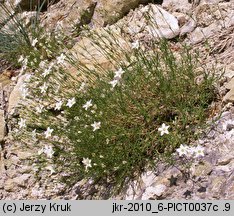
6,9,218,197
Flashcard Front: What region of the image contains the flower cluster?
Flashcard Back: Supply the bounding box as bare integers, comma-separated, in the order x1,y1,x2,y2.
18,118,26,129
38,145,55,158
82,158,92,171
176,144,205,158
109,68,125,89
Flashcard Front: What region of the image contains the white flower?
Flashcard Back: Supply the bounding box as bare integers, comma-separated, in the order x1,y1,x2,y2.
114,68,125,79
21,88,29,99
36,104,44,113
66,97,76,108
193,145,205,158
114,166,119,171
45,127,54,138
188,146,196,155
74,116,80,121
57,53,66,64
176,144,190,157
109,79,119,89
82,158,92,171
55,100,63,110
39,83,48,94
158,123,170,136
91,121,101,131
131,40,140,49
31,38,38,47
78,82,86,92
42,67,52,77
18,118,26,128
44,145,54,158
18,55,24,63
83,99,93,110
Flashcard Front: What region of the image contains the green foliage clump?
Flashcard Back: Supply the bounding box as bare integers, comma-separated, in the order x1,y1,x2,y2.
2,5,218,196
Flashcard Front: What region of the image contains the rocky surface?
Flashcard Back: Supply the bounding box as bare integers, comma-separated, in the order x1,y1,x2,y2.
162,0,192,13
39,0,154,33
124,108,234,200
7,73,27,114
224,76,234,103
0,0,234,200
187,2,234,44
70,27,131,71
0,108,5,142
117,4,180,40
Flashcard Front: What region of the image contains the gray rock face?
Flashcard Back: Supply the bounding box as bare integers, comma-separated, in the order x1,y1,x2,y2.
92,0,147,26
200,0,226,5
0,84,5,142
162,0,192,13
225,78,234,90
180,18,197,36
13,174,32,187
189,24,221,44
0,109,5,142
186,2,234,44
223,70,234,103
4,179,15,192
223,88,234,103
118,4,180,40
40,0,153,32
7,74,27,114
